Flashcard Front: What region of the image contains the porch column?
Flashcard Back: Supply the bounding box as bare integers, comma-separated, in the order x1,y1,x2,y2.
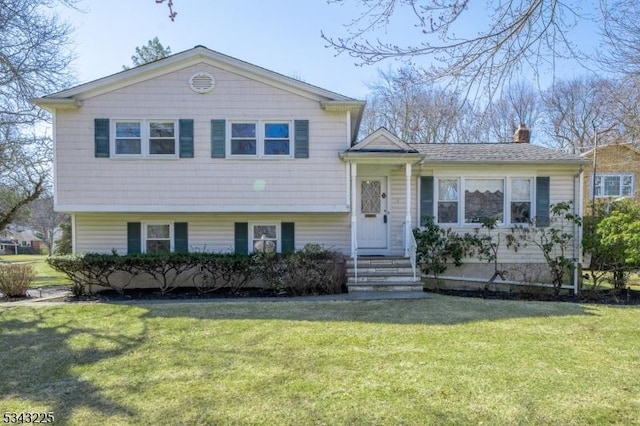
350,162,358,258
404,163,412,257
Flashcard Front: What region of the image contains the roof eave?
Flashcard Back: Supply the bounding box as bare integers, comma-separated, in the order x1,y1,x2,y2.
29,98,82,111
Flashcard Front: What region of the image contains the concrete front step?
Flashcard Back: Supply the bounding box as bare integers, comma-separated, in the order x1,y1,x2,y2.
348,282,424,292
347,267,414,274
347,271,416,283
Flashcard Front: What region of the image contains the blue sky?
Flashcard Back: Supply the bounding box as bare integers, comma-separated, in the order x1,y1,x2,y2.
57,0,385,99
56,1,601,100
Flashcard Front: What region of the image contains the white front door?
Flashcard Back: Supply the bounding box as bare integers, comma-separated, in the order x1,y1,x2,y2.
357,177,388,251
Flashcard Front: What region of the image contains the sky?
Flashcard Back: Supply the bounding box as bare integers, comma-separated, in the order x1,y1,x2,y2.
55,0,390,99
54,0,602,101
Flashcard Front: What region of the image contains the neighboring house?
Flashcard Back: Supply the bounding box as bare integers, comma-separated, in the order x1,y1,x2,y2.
0,239,17,255
32,46,587,291
581,142,640,210
2,226,44,253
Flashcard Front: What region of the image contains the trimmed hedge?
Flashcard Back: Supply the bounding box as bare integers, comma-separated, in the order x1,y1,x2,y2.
47,245,346,297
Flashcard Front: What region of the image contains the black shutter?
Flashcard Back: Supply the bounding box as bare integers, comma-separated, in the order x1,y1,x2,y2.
419,176,434,226
95,118,110,158
234,222,248,254
179,119,194,158
294,120,309,158
281,222,295,254
127,222,141,254
536,177,550,227
211,119,226,158
174,222,188,253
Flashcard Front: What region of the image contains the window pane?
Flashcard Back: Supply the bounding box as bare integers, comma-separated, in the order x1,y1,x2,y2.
604,176,621,196
116,139,141,155
149,139,176,154
511,178,531,201
231,123,256,138
116,122,140,138
265,123,289,138
253,225,276,239
361,180,381,214
149,122,175,137
253,239,276,253
147,240,170,254
438,201,458,223
147,225,170,239
438,179,458,201
231,139,256,155
465,179,504,223
511,202,531,223
264,140,290,155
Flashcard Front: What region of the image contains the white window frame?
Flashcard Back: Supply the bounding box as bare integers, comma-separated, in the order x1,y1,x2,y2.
111,119,179,158
508,177,534,225
431,176,536,226
249,223,280,253
227,120,293,159
142,222,174,253
435,178,460,224
593,173,635,198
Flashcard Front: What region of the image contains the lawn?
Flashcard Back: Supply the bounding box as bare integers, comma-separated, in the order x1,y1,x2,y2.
1,296,639,425
0,255,70,287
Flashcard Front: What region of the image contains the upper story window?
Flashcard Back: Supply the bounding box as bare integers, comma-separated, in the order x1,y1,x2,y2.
593,173,634,198
113,120,177,157
228,120,292,158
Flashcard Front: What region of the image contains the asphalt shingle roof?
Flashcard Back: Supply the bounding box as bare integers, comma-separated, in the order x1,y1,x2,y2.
410,143,586,164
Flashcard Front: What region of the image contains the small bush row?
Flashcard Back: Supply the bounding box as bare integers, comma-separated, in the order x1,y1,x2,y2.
47,244,346,297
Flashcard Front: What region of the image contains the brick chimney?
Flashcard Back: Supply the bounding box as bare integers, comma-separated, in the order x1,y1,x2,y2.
513,123,530,143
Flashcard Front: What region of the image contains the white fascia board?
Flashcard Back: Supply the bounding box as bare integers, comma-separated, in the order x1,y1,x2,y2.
55,204,351,214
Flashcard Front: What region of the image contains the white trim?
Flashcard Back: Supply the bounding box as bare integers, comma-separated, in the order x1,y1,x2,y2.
142,222,174,253
248,222,280,253
350,162,357,258
226,120,294,159
71,213,77,254
54,204,350,213
111,119,179,158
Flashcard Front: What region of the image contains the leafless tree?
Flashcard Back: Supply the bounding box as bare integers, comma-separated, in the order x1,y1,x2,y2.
479,80,543,143
540,76,619,153
323,1,590,97
600,0,640,78
0,0,75,229
27,194,67,253
362,67,474,143
0,129,50,230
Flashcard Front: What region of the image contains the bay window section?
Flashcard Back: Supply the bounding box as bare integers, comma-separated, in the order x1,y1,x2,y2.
464,179,504,223
437,178,458,223
230,122,257,155
510,178,532,223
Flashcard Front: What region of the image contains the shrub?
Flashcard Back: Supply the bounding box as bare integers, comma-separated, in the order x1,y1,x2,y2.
192,253,258,294
0,264,36,298
256,244,345,295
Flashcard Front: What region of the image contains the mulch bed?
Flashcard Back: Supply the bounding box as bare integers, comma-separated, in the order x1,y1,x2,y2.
431,288,640,305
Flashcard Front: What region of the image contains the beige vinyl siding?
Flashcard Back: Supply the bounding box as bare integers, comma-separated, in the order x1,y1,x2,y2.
74,213,350,255
414,164,581,265
55,64,349,212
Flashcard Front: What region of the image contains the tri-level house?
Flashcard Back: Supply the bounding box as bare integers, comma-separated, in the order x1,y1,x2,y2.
33,46,588,291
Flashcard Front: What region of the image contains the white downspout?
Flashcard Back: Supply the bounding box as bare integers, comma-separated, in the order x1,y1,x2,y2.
350,162,358,282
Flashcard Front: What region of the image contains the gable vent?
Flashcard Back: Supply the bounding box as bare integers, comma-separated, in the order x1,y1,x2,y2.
189,72,216,94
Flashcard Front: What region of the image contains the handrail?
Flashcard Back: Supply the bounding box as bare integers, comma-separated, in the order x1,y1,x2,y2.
404,221,417,281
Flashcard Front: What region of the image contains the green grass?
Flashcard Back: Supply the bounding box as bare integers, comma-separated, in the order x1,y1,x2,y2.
1,295,639,425
0,255,70,287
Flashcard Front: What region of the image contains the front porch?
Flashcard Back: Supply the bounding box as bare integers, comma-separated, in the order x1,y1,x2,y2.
339,128,423,292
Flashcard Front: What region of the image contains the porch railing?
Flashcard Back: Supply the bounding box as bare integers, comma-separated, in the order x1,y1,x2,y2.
404,221,417,281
